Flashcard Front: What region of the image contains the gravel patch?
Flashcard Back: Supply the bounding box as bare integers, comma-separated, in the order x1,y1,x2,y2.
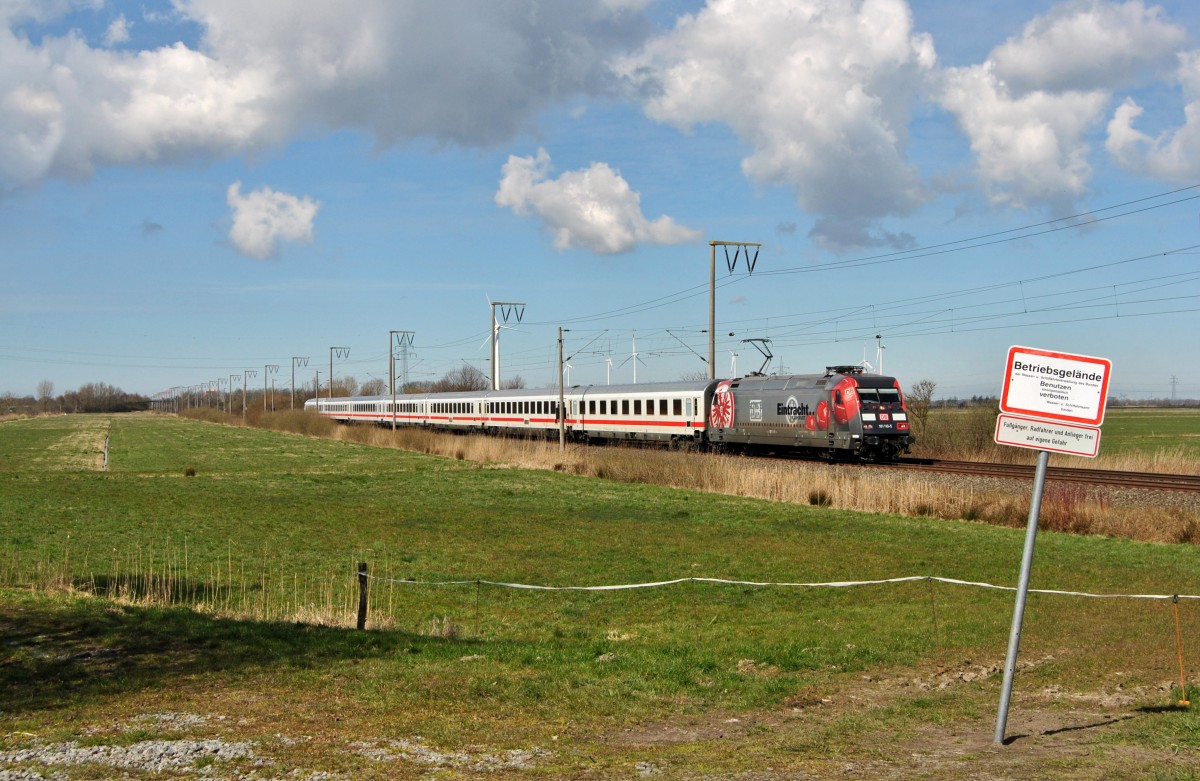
354,737,551,771
0,739,256,773
1,714,546,780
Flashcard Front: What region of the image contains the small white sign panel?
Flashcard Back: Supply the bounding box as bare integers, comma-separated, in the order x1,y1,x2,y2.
994,413,1101,458
1000,346,1112,427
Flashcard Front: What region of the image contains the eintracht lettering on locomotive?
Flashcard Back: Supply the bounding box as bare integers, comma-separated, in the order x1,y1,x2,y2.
777,396,809,425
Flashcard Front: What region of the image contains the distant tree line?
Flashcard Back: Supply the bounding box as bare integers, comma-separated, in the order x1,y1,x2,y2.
2,381,150,415
402,363,524,394
2,363,531,418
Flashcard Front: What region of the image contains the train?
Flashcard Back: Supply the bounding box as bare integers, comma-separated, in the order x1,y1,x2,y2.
305,365,914,461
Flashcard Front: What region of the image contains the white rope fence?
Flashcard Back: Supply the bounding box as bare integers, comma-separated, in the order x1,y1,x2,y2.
365,572,1200,601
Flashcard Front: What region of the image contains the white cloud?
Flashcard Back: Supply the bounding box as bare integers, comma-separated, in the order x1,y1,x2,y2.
495,148,701,255
5,0,1200,237
937,61,1109,209
0,0,648,189
226,181,319,260
104,15,130,46
934,0,1187,210
1107,52,1200,181
990,0,1186,94
0,29,279,186
617,0,936,248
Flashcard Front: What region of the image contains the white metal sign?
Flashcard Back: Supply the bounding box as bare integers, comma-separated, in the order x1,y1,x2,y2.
994,413,1101,458
1000,346,1112,427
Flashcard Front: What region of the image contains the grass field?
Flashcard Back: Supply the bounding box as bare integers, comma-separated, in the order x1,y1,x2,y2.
1100,407,1200,459
2,414,1199,779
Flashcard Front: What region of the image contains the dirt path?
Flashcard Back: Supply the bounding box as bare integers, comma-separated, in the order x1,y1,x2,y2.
38,416,110,471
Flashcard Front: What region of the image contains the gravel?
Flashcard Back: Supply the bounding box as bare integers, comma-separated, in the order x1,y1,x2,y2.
0,738,255,774
1,712,549,780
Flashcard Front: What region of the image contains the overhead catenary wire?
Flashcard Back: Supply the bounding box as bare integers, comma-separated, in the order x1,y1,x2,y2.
17,185,1200,392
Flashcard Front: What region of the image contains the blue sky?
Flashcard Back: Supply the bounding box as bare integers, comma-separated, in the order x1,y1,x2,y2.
2,0,1199,402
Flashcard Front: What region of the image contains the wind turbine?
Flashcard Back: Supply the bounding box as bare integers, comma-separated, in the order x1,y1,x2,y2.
617,331,648,383
859,343,874,373
562,360,574,386
588,347,614,383
730,351,739,377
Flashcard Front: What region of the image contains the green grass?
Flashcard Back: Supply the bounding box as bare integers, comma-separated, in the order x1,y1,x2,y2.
1099,407,1200,458
2,413,1200,779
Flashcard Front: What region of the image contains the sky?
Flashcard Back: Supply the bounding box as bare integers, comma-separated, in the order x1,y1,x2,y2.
2,0,1200,403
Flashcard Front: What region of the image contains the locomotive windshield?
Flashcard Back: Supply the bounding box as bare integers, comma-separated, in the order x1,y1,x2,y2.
857,388,902,405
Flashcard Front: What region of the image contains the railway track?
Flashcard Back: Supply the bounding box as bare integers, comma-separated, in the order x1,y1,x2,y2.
885,458,1200,493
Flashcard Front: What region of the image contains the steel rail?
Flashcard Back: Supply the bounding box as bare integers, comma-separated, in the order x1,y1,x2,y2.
885,458,1200,493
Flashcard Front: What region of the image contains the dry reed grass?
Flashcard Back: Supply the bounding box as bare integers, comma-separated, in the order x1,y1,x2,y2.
1091,444,1200,476
320,422,1198,545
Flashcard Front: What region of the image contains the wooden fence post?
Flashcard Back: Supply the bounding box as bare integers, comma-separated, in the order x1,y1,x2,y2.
357,562,369,630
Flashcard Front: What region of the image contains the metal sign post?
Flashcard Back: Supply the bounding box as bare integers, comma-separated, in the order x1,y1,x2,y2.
993,448,1049,744
992,345,1111,745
